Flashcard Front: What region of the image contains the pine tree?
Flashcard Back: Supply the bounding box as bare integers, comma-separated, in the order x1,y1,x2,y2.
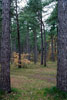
0,0,11,92
57,0,67,91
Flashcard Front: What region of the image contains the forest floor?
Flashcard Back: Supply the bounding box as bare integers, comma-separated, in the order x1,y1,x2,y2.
0,61,67,100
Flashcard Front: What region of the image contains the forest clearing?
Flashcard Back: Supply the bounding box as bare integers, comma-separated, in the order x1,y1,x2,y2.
1,61,67,100
1,61,57,100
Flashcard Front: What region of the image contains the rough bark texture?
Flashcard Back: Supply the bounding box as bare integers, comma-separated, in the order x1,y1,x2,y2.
26,24,30,60
54,39,57,54
0,24,1,64
44,29,47,66
57,0,67,91
33,29,37,64
41,14,43,65
51,35,55,61
0,0,11,92
15,0,21,68
0,29,1,63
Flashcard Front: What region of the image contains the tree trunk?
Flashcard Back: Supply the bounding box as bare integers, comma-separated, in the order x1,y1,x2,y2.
51,35,55,61
0,0,11,92
54,39,57,60
57,0,67,91
26,24,30,60
44,29,47,66
15,0,21,68
41,14,43,65
54,40,57,54
0,30,1,63
33,29,37,64
0,2,2,64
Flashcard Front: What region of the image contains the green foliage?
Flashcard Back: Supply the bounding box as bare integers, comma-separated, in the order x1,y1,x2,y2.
43,0,56,7
46,1,57,45
46,4,57,26
44,87,67,100
10,0,58,55
0,88,22,100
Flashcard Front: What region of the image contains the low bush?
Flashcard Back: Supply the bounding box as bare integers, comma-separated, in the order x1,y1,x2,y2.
44,87,67,100
11,52,31,68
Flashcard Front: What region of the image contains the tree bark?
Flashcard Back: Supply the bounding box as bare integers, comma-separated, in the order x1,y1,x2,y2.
44,29,47,66
40,13,43,65
33,29,37,64
54,40,57,54
57,0,67,91
0,0,11,92
42,21,47,66
51,35,55,61
0,1,2,64
26,24,30,60
0,28,1,64
15,0,21,68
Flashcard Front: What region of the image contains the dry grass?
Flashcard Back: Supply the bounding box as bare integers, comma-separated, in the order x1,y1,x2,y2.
0,61,57,100
10,61,57,100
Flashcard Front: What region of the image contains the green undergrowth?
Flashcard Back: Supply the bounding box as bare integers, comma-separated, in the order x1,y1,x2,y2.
1,62,66,100
0,87,67,100
44,87,67,100
0,88,22,100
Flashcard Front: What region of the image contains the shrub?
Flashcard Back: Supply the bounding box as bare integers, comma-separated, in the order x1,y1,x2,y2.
12,52,31,68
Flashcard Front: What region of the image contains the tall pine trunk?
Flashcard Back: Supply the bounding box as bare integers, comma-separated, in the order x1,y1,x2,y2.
26,24,30,60
54,39,57,54
44,28,47,66
51,35,55,61
0,0,11,92
15,0,21,68
40,14,43,65
0,29,1,63
57,0,67,91
33,29,37,64
0,1,2,63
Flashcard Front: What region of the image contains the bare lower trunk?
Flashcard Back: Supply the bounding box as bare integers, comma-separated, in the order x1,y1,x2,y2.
0,0,11,92
26,24,30,60
44,29,47,66
54,39,57,60
57,0,67,91
15,0,21,68
54,40,57,54
33,29,37,64
51,35,55,61
0,5,2,64
41,15,43,65
0,31,1,63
